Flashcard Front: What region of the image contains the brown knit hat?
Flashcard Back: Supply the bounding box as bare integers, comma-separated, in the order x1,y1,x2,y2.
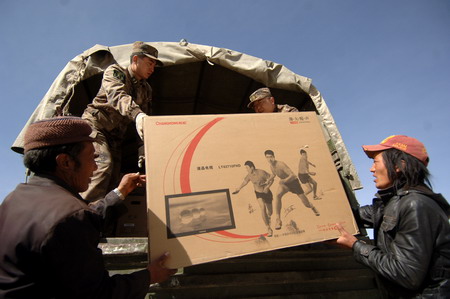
24,116,95,153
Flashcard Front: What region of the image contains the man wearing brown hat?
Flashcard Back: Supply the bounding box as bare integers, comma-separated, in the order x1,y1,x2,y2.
81,41,163,202
248,87,298,113
0,116,175,298
335,135,450,297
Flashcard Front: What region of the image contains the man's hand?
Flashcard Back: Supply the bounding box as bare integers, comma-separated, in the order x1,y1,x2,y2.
262,186,271,193
335,223,358,249
135,113,145,140
117,172,146,198
148,252,177,284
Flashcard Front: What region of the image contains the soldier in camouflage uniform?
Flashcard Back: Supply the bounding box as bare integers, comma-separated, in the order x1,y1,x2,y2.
81,41,162,202
248,87,298,113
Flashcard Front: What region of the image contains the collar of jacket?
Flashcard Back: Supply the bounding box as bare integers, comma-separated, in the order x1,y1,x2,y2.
376,185,450,217
376,186,397,202
30,173,87,203
127,65,145,85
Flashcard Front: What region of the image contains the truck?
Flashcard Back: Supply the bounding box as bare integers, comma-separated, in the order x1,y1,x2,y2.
12,40,381,298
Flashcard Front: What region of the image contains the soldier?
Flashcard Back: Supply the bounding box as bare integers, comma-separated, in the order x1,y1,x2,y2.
81,41,162,202
247,87,298,113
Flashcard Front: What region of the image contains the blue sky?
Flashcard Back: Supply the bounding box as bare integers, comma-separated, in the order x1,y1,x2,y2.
1,0,449,222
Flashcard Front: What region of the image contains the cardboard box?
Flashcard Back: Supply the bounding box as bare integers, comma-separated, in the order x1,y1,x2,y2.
144,112,358,268
115,195,148,237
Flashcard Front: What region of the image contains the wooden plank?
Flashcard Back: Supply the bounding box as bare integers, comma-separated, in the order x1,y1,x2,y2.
149,275,379,298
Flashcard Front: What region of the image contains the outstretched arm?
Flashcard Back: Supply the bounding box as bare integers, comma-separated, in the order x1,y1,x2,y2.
117,172,146,198
232,175,250,194
262,172,275,193
88,173,146,217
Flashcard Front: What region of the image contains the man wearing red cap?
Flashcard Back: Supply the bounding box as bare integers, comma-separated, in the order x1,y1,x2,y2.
0,117,176,298
336,135,450,297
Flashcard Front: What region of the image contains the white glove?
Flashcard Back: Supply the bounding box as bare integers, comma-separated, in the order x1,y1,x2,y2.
135,113,146,140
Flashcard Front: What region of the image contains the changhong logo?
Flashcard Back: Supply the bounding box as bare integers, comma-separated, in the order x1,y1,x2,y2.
155,121,187,125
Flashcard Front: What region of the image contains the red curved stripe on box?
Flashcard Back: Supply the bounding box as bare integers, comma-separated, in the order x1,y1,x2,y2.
180,117,224,193
216,230,265,239
179,117,261,240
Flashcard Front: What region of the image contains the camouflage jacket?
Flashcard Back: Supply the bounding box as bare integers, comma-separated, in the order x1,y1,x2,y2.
276,104,298,113
82,64,152,138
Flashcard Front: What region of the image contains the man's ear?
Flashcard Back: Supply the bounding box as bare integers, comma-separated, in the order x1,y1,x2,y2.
269,97,275,104
395,160,406,173
55,153,74,171
131,54,139,64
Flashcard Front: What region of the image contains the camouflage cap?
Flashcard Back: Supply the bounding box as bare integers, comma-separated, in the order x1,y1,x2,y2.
131,41,163,66
248,87,272,108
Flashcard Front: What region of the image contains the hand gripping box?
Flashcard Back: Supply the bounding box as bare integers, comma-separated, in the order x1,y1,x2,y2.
144,112,358,269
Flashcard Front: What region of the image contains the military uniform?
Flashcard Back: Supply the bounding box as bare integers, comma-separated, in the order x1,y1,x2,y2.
276,104,298,113
80,41,162,202
81,64,152,202
247,87,299,113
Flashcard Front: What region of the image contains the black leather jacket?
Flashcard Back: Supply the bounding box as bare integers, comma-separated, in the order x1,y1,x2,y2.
354,186,450,298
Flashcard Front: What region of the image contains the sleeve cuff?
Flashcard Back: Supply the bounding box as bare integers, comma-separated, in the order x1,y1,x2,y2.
352,239,376,263
113,188,125,200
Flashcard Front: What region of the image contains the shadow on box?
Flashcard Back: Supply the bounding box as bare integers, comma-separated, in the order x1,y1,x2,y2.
115,188,148,237
103,141,148,238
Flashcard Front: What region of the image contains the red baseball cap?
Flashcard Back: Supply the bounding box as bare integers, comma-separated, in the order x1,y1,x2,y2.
362,135,429,166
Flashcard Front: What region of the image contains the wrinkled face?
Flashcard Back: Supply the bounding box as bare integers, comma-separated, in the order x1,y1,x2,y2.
370,152,393,190
133,56,156,80
70,142,98,193
252,97,275,113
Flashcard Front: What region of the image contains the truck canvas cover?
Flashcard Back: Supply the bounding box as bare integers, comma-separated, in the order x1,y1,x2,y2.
11,40,361,190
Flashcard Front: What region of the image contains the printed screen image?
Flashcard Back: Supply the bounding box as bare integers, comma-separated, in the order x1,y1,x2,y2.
165,189,235,238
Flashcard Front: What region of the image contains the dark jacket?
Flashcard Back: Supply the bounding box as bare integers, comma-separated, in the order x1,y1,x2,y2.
0,175,149,299
354,186,450,298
